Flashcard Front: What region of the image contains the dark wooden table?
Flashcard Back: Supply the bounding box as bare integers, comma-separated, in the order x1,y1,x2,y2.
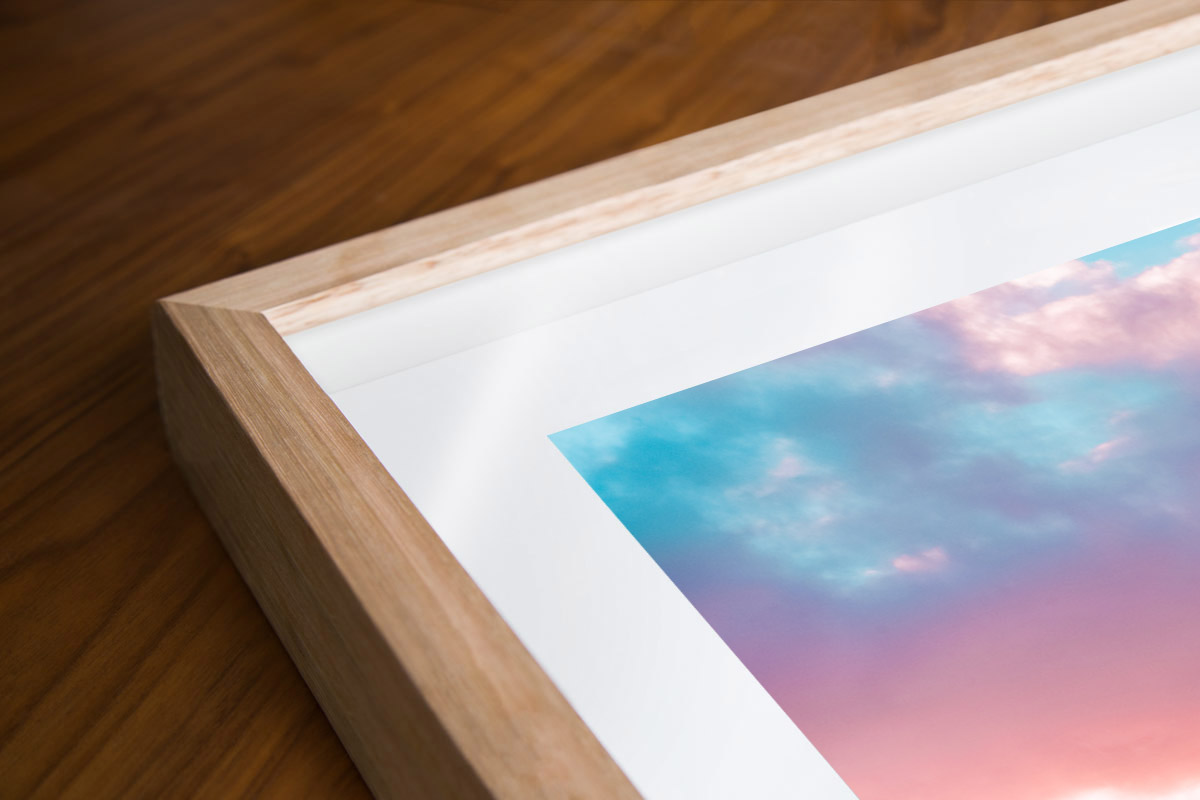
1,1,1117,796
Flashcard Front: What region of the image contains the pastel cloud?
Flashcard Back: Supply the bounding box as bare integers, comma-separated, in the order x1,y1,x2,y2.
891,546,948,573
926,246,1200,375
1059,782,1200,800
734,439,821,499
1008,257,1116,291
769,454,809,480
1060,435,1131,472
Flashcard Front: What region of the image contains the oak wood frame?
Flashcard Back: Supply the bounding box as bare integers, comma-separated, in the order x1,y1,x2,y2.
154,3,1200,798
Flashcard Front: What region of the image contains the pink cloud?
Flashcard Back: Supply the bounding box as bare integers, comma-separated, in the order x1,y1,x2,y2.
769,454,809,480
924,247,1200,375
1057,781,1200,800
1060,436,1131,473
892,546,948,573
1008,258,1116,291
736,441,822,498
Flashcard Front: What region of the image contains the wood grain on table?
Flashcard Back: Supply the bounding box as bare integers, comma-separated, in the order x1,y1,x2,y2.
0,1,1117,797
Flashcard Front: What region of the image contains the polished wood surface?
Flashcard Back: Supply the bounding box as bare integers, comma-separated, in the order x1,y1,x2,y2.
1,1,1118,797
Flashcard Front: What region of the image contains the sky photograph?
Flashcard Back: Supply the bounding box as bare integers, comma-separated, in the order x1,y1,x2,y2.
551,217,1200,800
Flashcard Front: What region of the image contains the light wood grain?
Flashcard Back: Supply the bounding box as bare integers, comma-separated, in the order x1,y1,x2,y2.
154,301,640,799
170,0,1200,334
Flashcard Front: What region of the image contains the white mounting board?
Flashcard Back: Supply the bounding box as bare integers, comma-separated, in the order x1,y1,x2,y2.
290,47,1200,800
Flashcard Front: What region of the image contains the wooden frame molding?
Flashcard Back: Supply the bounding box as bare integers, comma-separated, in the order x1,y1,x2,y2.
155,3,1200,798
153,303,639,799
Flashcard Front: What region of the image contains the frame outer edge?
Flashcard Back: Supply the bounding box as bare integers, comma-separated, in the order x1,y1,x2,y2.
152,300,641,800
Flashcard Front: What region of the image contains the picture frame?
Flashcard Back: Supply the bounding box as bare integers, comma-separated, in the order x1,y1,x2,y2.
153,3,1200,798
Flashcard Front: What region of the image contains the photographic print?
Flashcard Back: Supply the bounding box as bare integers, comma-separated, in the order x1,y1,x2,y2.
551,218,1200,800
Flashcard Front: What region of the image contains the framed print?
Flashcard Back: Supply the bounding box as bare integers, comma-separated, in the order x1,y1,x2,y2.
549,215,1200,800
155,3,1200,798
